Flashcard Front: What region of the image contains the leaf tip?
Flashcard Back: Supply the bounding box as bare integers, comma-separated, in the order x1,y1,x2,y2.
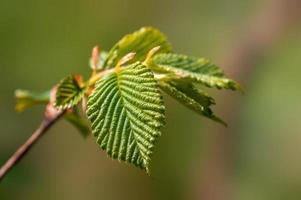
211,115,228,127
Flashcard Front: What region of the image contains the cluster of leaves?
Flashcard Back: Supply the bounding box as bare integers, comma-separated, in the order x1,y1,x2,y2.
15,27,241,173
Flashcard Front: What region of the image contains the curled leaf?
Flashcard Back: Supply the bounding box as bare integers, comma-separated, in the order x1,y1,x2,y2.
54,75,87,109
159,81,226,126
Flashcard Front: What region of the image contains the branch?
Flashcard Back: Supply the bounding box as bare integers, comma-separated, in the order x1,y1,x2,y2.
1,65,150,182
0,64,121,182
0,103,65,182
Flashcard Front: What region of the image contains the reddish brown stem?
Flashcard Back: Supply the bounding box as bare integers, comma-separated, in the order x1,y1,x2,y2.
0,107,65,182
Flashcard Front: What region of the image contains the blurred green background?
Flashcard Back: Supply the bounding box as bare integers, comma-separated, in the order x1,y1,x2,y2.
1,0,301,199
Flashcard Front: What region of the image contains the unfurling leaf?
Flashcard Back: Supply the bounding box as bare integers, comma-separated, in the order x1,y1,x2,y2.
159,81,226,126
15,89,50,112
87,62,165,172
13,26,242,177
54,75,87,109
103,27,172,69
151,53,241,91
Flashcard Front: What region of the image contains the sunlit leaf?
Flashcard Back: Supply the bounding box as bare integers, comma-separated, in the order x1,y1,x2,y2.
103,27,172,68
87,62,165,172
151,53,241,91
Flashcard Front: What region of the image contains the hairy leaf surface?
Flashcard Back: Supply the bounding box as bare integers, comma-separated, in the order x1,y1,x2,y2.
159,81,225,125
54,75,86,109
103,27,172,68
152,53,241,90
87,62,165,172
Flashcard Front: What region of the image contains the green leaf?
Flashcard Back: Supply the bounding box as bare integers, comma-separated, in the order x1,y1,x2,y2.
103,27,172,69
64,107,90,138
15,89,50,112
159,81,226,126
86,62,165,172
54,75,87,109
151,53,241,90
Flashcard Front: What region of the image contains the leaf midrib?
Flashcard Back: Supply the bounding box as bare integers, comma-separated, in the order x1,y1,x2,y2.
115,70,149,168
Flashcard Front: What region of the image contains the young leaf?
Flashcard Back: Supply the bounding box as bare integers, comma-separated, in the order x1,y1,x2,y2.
151,53,241,90
15,89,50,112
159,81,226,126
54,75,87,109
64,107,90,138
103,27,172,68
86,62,165,172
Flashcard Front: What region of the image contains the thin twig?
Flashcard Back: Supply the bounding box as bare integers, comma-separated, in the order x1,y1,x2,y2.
0,102,66,182
0,60,166,182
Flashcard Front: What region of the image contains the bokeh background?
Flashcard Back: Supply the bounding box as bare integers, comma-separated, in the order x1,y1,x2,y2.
1,0,301,199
